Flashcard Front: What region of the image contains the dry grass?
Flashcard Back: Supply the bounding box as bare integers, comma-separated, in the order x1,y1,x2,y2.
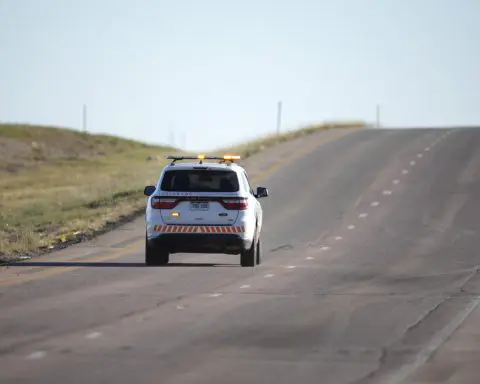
215,121,367,159
0,123,175,260
0,121,366,261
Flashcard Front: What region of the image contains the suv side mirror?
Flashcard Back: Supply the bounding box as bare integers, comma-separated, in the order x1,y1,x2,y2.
144,185,156,196
255,187,269,198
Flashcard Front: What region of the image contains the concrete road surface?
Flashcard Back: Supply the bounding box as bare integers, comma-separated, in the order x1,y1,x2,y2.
1,127,480,384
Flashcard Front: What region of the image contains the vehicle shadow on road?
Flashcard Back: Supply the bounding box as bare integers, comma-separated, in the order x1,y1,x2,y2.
6,261,238,268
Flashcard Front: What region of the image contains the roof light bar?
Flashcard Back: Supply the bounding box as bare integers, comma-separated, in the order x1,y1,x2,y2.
223,155,241,160
166,154,241,165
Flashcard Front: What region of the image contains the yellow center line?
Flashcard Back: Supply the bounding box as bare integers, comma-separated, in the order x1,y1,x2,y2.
0,241,143,287
250,129,353,184
0,248,101,275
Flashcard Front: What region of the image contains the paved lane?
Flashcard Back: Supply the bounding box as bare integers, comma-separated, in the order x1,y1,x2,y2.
1,127,479,384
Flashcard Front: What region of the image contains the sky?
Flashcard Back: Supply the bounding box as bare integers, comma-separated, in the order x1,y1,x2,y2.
1,0,479,151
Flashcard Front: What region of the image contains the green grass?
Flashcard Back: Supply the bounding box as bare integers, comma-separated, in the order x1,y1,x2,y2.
0,121,366,260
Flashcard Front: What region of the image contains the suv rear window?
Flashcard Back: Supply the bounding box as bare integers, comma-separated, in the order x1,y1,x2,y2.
160,170,240,192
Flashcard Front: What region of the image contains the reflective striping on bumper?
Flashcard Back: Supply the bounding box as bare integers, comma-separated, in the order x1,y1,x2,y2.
153,225,245,234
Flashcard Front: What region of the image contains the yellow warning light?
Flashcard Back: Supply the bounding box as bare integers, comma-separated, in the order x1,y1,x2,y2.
197,154,205,160
223,155,241,160
171,211,180,217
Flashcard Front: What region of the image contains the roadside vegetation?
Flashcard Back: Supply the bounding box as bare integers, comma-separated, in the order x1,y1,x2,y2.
223,120,367,159
0,121,366,261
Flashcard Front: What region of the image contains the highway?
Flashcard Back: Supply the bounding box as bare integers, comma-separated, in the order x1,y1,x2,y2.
1,127,480,383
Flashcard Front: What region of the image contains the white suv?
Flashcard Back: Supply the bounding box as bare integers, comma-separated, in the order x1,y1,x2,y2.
143,155,269,267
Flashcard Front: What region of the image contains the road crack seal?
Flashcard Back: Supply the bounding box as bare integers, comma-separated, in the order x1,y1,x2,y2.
270,244,294,252
353,267,480,383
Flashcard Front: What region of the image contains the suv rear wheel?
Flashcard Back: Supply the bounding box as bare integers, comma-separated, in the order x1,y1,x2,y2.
145,234,169,266
241,236,258,267
256,238,262,265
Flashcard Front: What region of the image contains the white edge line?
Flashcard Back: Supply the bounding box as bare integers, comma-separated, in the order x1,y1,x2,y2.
26,351,46,360
386,297,480,384
86,332,102,339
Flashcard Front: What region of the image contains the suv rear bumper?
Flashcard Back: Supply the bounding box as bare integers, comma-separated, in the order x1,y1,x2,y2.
147,233,253,255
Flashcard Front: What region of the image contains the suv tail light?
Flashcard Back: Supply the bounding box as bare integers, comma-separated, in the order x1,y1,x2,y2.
220,198,248,210
151,197,179,209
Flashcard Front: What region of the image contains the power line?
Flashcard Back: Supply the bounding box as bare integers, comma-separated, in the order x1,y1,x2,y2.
276,101,282,135
82,104,87,133
376,104,380,128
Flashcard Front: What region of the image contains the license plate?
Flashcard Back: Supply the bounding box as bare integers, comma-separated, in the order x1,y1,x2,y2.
190,202,209,211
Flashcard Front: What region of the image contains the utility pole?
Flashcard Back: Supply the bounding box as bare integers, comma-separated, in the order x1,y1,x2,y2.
182,131,187,151
376,104,380,128
276,101,282,135
82,104,87,133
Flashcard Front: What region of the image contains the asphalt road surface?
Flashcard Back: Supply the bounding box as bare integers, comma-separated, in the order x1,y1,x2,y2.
1,127,480,384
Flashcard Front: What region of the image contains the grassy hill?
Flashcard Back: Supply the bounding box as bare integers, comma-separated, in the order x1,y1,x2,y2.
0,123,177,259
0,121,366,261
0,123,167,172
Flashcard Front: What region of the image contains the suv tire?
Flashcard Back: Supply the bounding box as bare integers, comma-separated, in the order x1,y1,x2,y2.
256,238,262,265
145,234,169,266
241,236,257,267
